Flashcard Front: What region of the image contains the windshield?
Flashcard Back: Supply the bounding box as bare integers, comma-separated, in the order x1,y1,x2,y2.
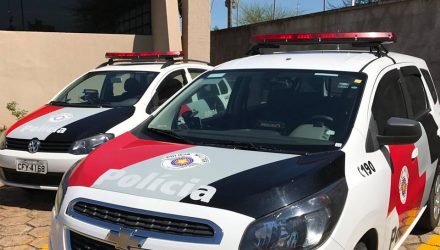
141,69,366,154
52,71,158,107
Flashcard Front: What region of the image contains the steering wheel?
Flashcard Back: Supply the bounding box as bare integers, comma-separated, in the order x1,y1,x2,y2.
309,115,334,127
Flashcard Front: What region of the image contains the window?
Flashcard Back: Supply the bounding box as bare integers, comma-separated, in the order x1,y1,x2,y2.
421,69,438,104
157,70,188,102
188,68,206,80
372,69,408,134
143,69,367,154
401,66,429,119
53,71,158,107
147,70,188,113
0,0,151,35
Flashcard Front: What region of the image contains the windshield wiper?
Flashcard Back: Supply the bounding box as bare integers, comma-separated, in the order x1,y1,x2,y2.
201,140,306,155
49,101,69,106
50,101,111,108
146,128,194,145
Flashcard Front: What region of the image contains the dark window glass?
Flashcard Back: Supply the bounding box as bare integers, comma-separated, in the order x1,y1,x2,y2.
372,69,408,134
147,70,188,113
142,69,367,154
0,0,151,35
218,80,228,94
401,66,429,119
421,69,438,104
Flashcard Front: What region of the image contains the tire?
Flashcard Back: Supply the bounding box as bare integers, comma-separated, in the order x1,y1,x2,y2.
417,169,440,230
354,242,368,250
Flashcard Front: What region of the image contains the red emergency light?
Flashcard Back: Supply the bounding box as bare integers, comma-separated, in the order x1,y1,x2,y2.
105,51,184,59
251,32,396,45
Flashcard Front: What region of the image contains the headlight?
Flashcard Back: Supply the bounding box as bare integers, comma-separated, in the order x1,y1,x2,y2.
54,160,82,215
69,133,114,155
239,179,347,250
0,132,6,150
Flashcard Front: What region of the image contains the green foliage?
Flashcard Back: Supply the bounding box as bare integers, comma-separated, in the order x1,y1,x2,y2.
1,101,28,134
327,0,381,10
6,101,28,120
236,2,293,26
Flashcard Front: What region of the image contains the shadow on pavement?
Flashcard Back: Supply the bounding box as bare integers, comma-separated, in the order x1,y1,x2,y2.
0,185,56,211
410,227,434,236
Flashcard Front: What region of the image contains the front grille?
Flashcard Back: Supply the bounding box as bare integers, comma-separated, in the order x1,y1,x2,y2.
1,167,63,186
70,231,116,250
5,138,72,153
73,201,215,238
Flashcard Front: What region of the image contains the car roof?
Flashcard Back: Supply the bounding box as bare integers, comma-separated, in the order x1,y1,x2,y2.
92,62,211,73
214,51,425,73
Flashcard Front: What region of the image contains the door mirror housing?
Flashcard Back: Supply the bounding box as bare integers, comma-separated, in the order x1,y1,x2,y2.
377,117,422,145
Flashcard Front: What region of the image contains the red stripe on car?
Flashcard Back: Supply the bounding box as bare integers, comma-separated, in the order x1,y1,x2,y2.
387,144,426,232
68,132,193,187
5,105,63,136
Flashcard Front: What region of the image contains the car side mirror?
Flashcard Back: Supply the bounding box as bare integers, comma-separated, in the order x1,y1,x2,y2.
377,117,422,146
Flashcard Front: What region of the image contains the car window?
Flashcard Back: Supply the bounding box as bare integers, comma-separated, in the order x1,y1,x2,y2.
143,69,367,153
218,79,228,94
188,68,206,80
372,69,408,134
54,71,158,107
146,70,188,113
420,69,438,104
65,74,105,104
401,66,429,119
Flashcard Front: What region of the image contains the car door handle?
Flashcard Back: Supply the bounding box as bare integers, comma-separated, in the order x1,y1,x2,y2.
412,147,419,160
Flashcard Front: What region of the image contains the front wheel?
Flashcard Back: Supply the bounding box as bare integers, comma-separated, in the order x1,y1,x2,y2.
417,169,440,230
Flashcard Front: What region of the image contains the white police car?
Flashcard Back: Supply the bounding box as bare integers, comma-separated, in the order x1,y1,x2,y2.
0,51,211,190
50,32,440,250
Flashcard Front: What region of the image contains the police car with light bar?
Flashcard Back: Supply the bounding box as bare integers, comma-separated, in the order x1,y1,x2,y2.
51,32,440,250
0,51,211,190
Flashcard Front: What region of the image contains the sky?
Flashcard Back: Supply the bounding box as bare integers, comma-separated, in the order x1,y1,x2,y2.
210,0,350,29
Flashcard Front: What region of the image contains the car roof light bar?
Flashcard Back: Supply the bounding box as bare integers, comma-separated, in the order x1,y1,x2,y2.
105,51,184,59
251,32,396,45
249,32,397,57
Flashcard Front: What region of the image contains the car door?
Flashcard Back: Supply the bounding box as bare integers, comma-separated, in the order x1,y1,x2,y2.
400,66,439,208
369,67,430,249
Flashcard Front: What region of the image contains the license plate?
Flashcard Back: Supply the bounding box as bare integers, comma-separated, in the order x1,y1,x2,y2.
16,159,48,174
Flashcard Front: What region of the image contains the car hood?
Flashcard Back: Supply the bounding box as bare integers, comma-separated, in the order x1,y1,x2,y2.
5,105,135,142
68,132,345,218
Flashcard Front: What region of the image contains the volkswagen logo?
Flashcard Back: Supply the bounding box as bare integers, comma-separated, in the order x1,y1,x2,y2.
28,138,41,153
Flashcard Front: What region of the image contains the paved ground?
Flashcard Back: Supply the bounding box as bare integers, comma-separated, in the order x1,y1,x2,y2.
0,183,440,250
0,183,53,250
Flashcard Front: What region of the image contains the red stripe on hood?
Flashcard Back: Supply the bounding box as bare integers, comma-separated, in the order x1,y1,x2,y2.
5,105,62,136
68,132,193,187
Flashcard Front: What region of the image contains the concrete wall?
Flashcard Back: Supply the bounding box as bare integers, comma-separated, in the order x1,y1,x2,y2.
151,0,182,51
211,0,440,81
0,31,153,127
0,0,210,128
182,0,211,62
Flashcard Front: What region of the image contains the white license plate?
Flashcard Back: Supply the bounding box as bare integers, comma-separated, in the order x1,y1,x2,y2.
16,159,48,174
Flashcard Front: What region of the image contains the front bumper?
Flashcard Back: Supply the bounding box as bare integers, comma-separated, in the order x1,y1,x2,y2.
0,149,84,190
50,186,345,250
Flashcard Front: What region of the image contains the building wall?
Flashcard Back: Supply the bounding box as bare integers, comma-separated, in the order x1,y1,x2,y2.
182,0,211,62
0,0,210,128
211,0,440,82
0,31,153,127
